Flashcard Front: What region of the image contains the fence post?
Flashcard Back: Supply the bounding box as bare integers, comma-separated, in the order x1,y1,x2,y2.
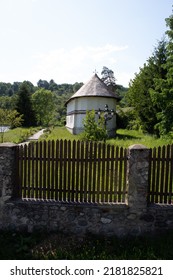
127,144,150,212
0,143,19,208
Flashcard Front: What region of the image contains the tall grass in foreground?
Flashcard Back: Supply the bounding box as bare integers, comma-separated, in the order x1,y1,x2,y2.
40,127,173,148
0,231,173,260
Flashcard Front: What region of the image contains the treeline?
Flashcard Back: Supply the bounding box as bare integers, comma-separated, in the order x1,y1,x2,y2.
120,10,173,137
0,73,127,128
0,80,84,127
0,80,83,97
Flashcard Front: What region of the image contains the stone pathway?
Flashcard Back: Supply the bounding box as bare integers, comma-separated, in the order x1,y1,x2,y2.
27,128,45,141
19,128,45,145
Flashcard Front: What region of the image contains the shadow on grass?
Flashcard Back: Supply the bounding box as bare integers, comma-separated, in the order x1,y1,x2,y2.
1,230,173,260
114,133,142,140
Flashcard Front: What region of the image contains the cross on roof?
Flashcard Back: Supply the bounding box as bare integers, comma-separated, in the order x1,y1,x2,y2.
93,69,98,74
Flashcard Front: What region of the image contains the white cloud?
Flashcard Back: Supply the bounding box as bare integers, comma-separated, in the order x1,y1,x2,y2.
30,44,129,85
116,72,135,87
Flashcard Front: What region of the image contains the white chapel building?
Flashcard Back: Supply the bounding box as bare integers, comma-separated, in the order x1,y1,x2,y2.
65,74,120,137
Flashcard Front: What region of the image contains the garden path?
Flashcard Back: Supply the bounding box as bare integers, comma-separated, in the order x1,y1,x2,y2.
19,128,45,145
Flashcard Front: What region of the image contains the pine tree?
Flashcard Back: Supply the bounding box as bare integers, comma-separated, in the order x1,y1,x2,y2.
15,81,36,127
150,13,173,135
127,38,167,135
82,110,107,141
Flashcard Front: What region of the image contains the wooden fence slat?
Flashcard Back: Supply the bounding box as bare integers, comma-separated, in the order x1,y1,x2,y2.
71,140,76,202
27,143,31,198
117,147,123,202
23,144,27,198
92,142,97,203
76,140,80,202
105,144,110,202
84,142,89,202
114,146,119,203
31,143,35,198
109,145,114,203
88,142,93,202
55,140,59,200
59,139,63,201
67,140,71,202
160,145,165,203
43,141,47,199
97,143,101,203
168,144,173,204
101,143,106,203
80,141,84,202
35,142,39,199
39,141,43,199
63,140,67,201
155,147,161,203
46,141,51,199
164,145,170,203
51,140,55,199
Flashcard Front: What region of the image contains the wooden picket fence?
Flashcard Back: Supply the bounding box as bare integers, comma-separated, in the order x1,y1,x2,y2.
15,141,173,205
148,144,173,204
16,140,128,203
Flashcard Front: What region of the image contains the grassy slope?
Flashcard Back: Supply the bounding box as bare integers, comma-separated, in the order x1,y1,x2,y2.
2,127,41,143
2,126,173,147
40,127,173,148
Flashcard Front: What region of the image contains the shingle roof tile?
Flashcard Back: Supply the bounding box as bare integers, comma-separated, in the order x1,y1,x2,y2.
66,74,120,105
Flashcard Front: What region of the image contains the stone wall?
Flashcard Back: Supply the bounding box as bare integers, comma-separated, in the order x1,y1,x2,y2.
0,143,173,237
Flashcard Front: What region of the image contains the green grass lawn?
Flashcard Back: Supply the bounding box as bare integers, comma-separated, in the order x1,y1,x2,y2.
1,127,41,144
40,126,173,148
0,230,173,260
2,126,173,147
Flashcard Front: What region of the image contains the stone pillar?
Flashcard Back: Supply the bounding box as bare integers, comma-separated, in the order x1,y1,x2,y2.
127,144,150,213
0,143,19,206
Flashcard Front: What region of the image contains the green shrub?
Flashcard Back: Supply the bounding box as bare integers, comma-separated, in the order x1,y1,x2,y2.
81,110,107,141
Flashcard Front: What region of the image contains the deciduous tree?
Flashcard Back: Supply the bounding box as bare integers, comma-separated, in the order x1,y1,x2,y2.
32,88,57,126
0,109,23,142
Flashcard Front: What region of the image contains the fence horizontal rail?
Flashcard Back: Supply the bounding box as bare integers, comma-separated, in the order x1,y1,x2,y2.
18,156,127,161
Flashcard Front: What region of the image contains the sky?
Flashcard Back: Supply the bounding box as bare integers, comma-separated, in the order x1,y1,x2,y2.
0,0,172,87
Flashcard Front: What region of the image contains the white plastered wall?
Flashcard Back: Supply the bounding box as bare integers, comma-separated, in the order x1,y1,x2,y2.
66,97,117,136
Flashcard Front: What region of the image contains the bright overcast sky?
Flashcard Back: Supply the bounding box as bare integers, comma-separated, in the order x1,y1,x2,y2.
0,0,172,87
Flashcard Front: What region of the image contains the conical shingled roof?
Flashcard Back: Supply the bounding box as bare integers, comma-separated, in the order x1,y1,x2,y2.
66,74,120,105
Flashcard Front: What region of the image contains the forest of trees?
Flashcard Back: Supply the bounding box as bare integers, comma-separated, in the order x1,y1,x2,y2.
0,71,127,129
122,9,173,137
0,79,84,127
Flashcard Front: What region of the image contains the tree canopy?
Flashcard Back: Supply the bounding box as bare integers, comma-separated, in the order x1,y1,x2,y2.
15,82,37,127
126,38,167,134
32,89,57,126
149,13,173,135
